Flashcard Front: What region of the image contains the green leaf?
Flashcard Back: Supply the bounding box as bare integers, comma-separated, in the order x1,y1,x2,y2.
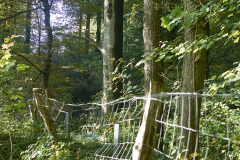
211,75,217,80
0,106,12,111
10,95,23,101
14,103,26,108
172,6,182,18
136,59,147,67
161,17,171,31
4,60,16,71
17,64,29,72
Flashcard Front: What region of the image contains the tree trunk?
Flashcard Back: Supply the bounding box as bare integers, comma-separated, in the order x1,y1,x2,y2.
95,1,102,54
24,0,32,54
178,0,209,159
96,1,102,43
102,0,124,112
41,0,53,89
33,88,58,141
133,0,164,159
112,0,123,101
36,8,42,55
85,11,91,54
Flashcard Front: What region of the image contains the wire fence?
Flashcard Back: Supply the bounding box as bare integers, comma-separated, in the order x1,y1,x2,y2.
17,92,240,159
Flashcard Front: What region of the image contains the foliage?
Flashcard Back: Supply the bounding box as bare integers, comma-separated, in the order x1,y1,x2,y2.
0,36,29,113
21,134,74,160
0,0,240,159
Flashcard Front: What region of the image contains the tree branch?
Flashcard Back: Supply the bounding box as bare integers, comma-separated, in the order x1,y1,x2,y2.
55,32,104,54
10,51,44,74
0,7,40,22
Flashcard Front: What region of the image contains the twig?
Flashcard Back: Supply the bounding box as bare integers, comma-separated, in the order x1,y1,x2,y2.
0,7,40,22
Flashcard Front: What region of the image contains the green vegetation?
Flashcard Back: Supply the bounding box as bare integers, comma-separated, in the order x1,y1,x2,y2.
0,0,240,159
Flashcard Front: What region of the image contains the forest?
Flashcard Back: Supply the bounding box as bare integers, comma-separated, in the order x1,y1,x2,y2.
0,0,240,159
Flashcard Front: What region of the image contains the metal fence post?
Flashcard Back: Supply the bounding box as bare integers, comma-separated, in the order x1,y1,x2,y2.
113,123,120,158
65,112,70,138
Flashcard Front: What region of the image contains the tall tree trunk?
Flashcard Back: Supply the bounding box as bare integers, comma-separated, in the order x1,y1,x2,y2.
102,0,124,112
24,0,32,54
41,0,53,89
133,0,164,159
36,7,42,55
79,14,83,37
178,0,209,159
112,0,123,101
96,2,102,43
95,0,102,53
85,12,91,54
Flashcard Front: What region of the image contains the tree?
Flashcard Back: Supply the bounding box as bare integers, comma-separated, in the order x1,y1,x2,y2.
40,0,53,89
24,0,32,54
132,0,164,159
56,0,124,112
102,0,124,111
178,0,209,159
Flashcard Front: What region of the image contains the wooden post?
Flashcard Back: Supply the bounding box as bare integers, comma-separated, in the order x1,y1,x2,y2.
28,99,38,123
113,123,120,158
45,88,52,112
132,81,164,160
33,88,58,141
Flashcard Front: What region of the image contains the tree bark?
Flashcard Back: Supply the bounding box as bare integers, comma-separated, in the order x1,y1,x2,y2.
41,0,53,89
96,1,102,43
33,88,58,141
36,7,42,55
112,0,123,101
133,0,164,159
85,11,91,54
178,0,209,159
79,14,83,37
28,99,38,123
45,88,52,112
95,1,102,54
102,0,124,112
24,0,32,54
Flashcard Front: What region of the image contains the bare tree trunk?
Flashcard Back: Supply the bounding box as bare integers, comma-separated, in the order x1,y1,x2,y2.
33,88,58,141
95,1,102,54
36,6,42,55
178,0,209,159
85,12,91,54
41,0,53,89
96,1,102,43
102,0,124,113
24,0,32,54
79,14,83,37
133,0,164,159
112,0,123,101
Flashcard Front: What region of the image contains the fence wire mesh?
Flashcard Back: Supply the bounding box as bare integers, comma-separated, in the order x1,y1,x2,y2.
20,92,240,159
